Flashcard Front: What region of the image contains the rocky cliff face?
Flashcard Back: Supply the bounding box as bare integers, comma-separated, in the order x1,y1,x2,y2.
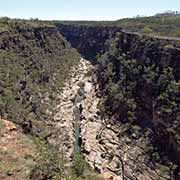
57,24,122,60
116,32,180,79
0,22,82,179
113,31,180,165
57,24,180,179
57,24,180,70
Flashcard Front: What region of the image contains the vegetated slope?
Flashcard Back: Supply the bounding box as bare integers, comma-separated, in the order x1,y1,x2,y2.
116,13,180,37
0,18,80,135
57,13,180,38
58,24,180,179
0,18,88,180
96,32,180,179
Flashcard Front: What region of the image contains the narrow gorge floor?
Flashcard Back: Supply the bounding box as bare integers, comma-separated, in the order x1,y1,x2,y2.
48,58,169,180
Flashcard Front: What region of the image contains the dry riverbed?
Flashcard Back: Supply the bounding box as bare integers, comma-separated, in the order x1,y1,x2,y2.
48,58,167,180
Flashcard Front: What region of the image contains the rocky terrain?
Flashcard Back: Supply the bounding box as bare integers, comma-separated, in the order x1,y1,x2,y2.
47,58,171,180
48,58,90,162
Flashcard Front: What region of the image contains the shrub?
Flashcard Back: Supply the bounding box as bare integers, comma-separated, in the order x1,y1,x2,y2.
143,26,153,34
72,154,87,177
173,29,180,37
30,138,67,179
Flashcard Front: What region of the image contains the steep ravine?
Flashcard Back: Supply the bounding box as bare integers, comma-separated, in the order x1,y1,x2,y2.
47,58,88,162
48,58,169,180
0,21,179,179
79,63,169,180
57,24,180,178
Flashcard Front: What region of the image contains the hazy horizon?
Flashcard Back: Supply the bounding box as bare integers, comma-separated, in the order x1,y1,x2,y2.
0,0,180,21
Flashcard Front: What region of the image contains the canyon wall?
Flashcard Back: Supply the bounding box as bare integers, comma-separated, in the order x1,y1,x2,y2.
57,24,180,74
57,24,122,60
116,31,180,79
57,24,180,175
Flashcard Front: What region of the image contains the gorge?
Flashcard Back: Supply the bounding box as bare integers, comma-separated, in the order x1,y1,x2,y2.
0,19,180,180
57,23,180,179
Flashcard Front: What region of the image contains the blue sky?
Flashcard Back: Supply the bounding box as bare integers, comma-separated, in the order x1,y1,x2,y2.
0,0,180,20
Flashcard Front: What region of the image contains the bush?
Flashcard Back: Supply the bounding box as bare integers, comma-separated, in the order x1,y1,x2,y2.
30,138,66,179
173,29,180,37
72,154,87,177
143,26,153,34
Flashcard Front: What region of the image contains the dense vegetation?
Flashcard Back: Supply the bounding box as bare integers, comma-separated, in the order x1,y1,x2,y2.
0,18,80,135
96,34,180,178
